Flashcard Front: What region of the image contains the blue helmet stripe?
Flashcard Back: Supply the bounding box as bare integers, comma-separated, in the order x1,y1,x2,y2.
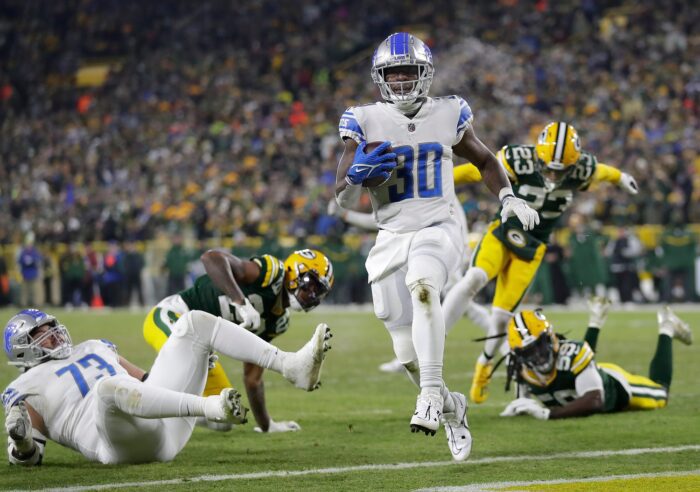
390,32,410,56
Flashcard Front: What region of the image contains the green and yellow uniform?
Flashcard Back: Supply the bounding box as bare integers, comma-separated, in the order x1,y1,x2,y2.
143,254,288,396
522,338,668,412
470,144,623,312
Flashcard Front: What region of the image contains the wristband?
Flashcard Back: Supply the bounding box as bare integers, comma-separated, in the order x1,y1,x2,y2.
499,187,515,202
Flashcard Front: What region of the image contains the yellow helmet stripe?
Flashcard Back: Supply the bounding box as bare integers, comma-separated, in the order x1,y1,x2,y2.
553,122,568,164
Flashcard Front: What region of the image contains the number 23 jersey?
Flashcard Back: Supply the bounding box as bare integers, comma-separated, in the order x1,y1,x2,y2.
339,96,473,233
2,340,127,452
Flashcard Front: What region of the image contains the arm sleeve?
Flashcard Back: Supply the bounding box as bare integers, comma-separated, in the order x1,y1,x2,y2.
453,163,482,184
342,210,378,231
574,362,605,397
593,163,622,184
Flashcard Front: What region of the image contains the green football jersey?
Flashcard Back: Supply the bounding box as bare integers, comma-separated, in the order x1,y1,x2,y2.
179,254,289,342
521,339,628,413
493,144,597,259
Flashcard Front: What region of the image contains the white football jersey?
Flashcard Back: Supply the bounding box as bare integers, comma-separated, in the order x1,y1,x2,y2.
339,96,473,233
2,340,128,458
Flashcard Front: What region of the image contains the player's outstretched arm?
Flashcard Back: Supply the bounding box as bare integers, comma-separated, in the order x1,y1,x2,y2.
452,125,510,197
119,356,147,381
593,163,638,194
201,250,261,330
548,389,603,419
453,126,540,230
244,362,301,433
5,401,46,466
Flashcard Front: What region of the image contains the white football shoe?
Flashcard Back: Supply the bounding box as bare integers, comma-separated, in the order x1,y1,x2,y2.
442,392,472,461
587,296,612,328
282,323,332,391
378,358,404,373
204,388,248,425
657,306,693,346
410,389,443,436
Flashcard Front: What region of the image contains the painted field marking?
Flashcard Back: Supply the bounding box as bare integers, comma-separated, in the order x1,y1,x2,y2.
416,468,700,491
23,444,700,492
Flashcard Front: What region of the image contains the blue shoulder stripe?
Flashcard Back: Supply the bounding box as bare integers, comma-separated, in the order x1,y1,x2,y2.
338,115,365,137
456,97,474,132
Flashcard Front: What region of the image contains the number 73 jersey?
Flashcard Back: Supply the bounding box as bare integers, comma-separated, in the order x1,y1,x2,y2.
339,96,473,233
498,144,597,244
2,340,128,448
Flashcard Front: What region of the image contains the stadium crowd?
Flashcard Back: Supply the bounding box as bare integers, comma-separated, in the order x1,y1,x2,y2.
0,0,698,305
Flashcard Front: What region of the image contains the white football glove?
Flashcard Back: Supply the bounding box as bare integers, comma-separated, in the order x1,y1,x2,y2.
254,419,301,433
5,402,35,454
587,296,612,328
233,298,261,332
500,195,540,231
500,397,550,420
619,173,638,195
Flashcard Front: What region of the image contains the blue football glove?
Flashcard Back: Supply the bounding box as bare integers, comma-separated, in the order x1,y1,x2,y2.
345,141,397,186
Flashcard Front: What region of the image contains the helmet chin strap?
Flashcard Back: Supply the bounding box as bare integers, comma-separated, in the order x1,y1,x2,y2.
391,97,425,116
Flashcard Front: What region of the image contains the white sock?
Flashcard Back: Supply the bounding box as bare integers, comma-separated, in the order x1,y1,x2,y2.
444,268,489,335
98,375,207,419
481,308,513,361
410,281,444,389
464,301,491,333
440,385,456,413
210,317,286,373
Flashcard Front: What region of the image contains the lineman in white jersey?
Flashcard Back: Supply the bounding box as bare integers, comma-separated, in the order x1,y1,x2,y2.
335,32,538,461
2,309,331,465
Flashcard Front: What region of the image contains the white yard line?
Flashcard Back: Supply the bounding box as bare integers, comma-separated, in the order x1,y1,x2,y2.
417,468,700,491
19,444,700,492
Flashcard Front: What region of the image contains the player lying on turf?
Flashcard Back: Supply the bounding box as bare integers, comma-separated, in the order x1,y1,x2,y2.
144,248,333,433
499,298,692,420
2,309,331,465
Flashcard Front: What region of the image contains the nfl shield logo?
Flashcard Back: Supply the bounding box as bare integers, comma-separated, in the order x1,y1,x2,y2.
407,123,416,132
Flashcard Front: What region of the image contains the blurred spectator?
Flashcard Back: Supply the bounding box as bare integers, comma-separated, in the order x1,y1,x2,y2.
163,235,190,295
101,241,125,307
59,243,87,307
83,243,103,308
16,237,42,307
566,215,608,299
656,213,697,302
0,256,10,306
123,240,145,306
605,227,644,303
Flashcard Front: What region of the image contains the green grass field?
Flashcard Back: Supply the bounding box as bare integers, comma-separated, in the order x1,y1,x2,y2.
0,307,699,491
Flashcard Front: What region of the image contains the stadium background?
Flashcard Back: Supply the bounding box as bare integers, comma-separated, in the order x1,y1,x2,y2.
0,0,698,310
1,1,700,490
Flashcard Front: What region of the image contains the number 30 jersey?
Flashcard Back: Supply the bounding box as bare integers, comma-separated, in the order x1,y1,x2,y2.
339,96,474,233
2,340,127,453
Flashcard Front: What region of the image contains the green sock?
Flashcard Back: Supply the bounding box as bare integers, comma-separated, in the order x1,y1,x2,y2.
649,334,673,388
584,327,600,352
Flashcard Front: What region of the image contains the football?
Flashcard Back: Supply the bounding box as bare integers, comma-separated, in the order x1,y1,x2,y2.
362,141,395,187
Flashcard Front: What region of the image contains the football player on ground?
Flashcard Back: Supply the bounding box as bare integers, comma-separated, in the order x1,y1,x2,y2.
329,162,492,374
143,248,334,433
441,122,639,404
335,31,539,461
2,308,332,465
499,298,692,420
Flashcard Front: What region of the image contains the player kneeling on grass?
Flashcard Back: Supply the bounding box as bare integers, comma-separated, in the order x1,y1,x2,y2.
144,248,334,433
2,309,331,465
500,298,692,420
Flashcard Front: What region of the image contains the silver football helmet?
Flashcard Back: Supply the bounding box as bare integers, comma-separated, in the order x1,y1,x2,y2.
4,309,72,370
371,32,434,109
